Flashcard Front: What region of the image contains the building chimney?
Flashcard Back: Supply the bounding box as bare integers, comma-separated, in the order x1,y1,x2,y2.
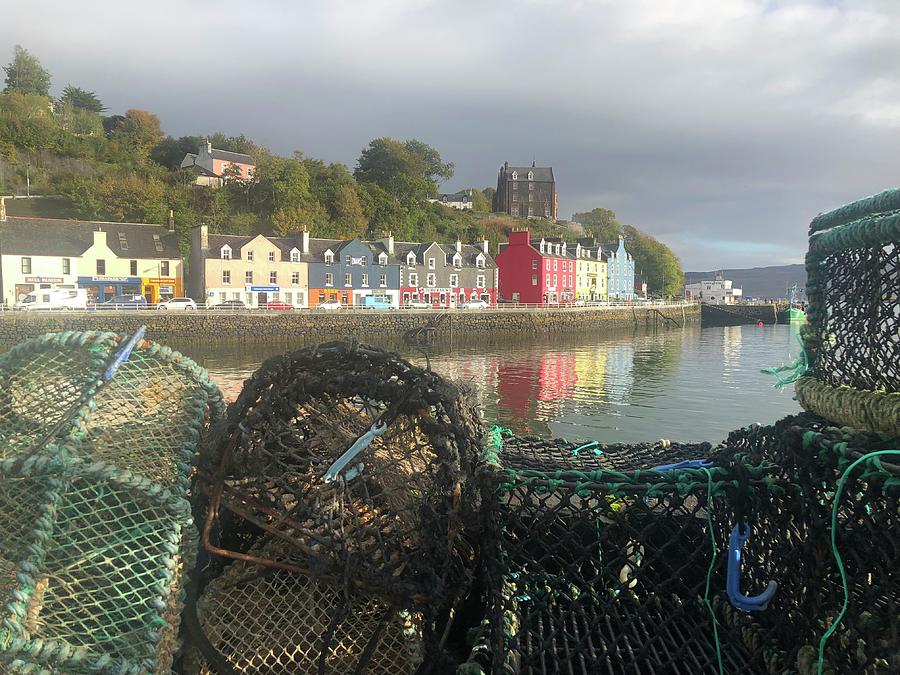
0,197,6,222
92,228,107,248
301,228,310,254
167,209,175,232
455,240,462,253
197,224,209,252
480,238,489,254
378,231,394,255
206,139,212,154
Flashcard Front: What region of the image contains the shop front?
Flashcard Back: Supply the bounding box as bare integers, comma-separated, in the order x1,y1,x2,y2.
77,276,142,304
141,277,181,304
15,276,72,303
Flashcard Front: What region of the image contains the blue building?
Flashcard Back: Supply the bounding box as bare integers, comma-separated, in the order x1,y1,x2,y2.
604,235,635,300
307,237,401,307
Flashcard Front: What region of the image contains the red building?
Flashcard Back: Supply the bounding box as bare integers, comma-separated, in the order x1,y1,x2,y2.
495,230,576,304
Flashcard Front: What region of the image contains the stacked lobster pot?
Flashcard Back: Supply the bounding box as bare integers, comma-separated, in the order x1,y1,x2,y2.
188,340,484,673
0,329,224,674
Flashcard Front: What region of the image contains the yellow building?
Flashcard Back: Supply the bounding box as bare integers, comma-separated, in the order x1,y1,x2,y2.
572,240,608,302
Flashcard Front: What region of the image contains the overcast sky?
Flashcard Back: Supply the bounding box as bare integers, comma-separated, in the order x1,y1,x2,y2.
3,0,898,269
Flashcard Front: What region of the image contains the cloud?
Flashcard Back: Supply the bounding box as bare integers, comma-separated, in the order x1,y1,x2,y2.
2,0,898,269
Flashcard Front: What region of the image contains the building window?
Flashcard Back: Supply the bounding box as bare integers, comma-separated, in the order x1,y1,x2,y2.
285,292,292,304
344,272,351,286
428,257,435,270
529,193,533,202
245,271,253,283
407,253,415,266
62,258,70,275
476,257,485,268
246,250,254,261
325,273,333,286
362,273,369,286
511,206,519,217
161,261,169,276
554,274,558,286
325,252,334,264
96,259,105,275
222,270,231,284
476,274,485,288
345,255,352,265
553,260,558,271
291,272,300,285
546,274,550,286
453,254,461,268
290,251,299,262
427,273,436,287
450,274,459,287
529,181,534,190
546,260,550,270
511,171,518,180
532,275,538,286
221,246,231,259
532,259,537,270
268,251,275,262
270,271,277,284
379,274,386,287
379,253,387,265
545,207,551,217
409,273,418,286
528,170,534,180
21,257,31,274
361,256,367,265
130,260,138,276
527,206,532,217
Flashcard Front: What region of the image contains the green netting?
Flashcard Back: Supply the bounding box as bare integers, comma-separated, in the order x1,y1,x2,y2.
800,188,900,434
0,330,223,673
463,418,899,675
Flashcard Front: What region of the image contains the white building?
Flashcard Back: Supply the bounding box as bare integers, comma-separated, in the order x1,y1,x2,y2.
684,272,743,305
427,190,474,210
0,200,183,306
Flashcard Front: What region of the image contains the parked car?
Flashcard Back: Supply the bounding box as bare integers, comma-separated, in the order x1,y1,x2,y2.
405,300,430,309
209,299,247,310
15,288,88,311
96,294,148,310
362,294,394,310
317,299,343,311
157,297,197,310
459,299,489,309
263,301,294,311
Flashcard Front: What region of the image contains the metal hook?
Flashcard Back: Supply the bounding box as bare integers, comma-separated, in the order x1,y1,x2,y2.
323,421,387,483
727,522,778,612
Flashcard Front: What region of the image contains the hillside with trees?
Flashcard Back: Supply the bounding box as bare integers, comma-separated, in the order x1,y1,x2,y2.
1,44,682,295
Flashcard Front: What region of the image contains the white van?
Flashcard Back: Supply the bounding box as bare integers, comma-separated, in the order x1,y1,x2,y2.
15,288,88,311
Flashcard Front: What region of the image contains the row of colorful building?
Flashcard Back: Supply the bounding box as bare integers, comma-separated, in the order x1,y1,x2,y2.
0,203,637,309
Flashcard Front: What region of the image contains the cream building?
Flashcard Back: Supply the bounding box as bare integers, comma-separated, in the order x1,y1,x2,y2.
571,239,608,302
0,205,183,306
190,225,312,307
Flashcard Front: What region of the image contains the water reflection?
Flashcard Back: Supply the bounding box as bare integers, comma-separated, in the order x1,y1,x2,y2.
166,325,801,444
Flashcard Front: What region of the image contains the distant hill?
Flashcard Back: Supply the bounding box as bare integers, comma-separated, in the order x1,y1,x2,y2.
684,264,806,300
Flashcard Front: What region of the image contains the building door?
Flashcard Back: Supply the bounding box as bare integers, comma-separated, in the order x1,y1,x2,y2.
144,285,154,304
258,292,268,305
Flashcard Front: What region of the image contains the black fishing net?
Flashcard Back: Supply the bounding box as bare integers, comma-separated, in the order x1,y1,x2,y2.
464,418,899,675
193,340,484,667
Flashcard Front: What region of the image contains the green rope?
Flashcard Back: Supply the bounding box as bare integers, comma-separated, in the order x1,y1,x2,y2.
571,440,601,457
816,449,900,675
701,467,723,675
761,334,809,389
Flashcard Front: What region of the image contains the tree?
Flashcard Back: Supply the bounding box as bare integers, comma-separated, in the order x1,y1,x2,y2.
98,173,167,223
250,156,311,216
101,114,124,137
354,137,452,206
572,207,621,241
621,225,683,298
482,186,496,210
55,101,103,136
207,132,265,157
331,184,367,237
3,46,51,96
59,85,105,113
0,92,60,153
150,135,203,170
113,109,164,156
468,187,490,212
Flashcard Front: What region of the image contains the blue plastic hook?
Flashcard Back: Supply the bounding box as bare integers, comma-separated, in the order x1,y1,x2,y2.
727,522,778,612
323,421,387,483
651,458,712,472
103,325,147,381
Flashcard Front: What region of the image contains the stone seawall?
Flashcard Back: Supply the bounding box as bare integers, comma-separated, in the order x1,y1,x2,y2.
700,303,778,327
0,305,698,344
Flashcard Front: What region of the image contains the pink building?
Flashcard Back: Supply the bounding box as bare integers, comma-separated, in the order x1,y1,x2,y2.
180,141,255,187
495,230,576,305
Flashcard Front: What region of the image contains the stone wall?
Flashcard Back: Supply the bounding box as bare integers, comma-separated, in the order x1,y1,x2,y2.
0,304,698,344
700,303,778,327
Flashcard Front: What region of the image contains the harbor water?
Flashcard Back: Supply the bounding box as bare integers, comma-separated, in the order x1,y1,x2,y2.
173,323,802,444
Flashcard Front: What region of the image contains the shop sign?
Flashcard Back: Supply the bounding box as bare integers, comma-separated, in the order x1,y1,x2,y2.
79,276,141,283
25,276,63,283
146,277,176,284
248,285,279,292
